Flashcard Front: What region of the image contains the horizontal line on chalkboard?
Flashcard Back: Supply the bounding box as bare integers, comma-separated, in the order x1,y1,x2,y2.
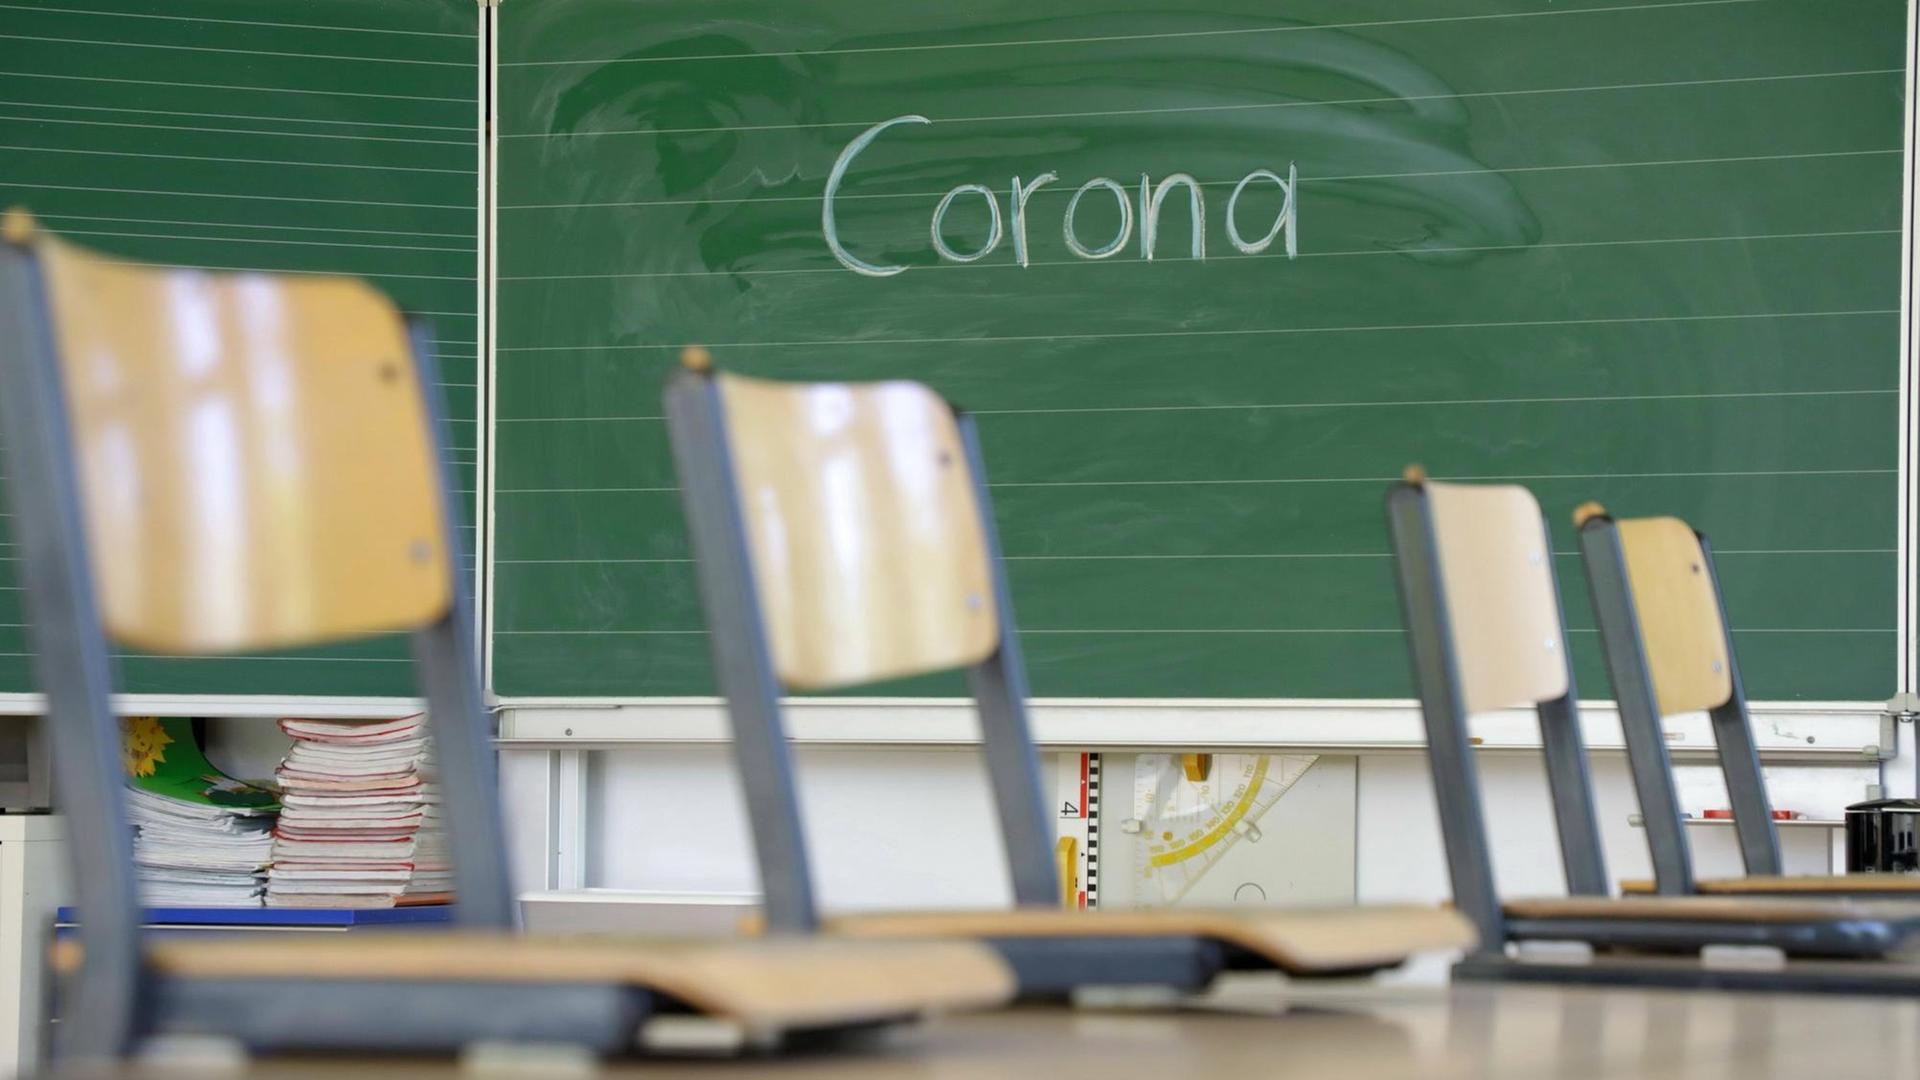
1065,628,1899,634
489,549,1895,567
993,468,1897,490
0,3,471,39
486,627,1887,636
501,0,1758,69
0,179,470,211
501,228,1900,284
0,653,414,660
36,212,473,241
472,630,747,636
119,655,413,662
0,112,471,146
1014,548,1896,560
0,69,472,105
497,388,1895,425
47,227,471,254
500,148,1900,212
0,143,472,176
492,468,1894,498
493,308,1899,354
26,253,473,282
0,97,471,134
505,66,1895,140
974,387,1897,417
1042,628,1896,634
0,32,470,68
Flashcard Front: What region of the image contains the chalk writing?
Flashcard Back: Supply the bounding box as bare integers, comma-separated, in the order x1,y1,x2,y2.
1063,177,1131,260
823,115,1297,276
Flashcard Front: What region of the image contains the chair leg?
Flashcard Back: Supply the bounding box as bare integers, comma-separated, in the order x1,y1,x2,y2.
1699,538,1783,878
1579,519,1695,895
0,247,143,1060
665,371,818,933
1535,521,1610,898
413,610,516,930
406,319,514,931
968,650,1059,908
1386,485,1505,950
958,415,1060,909
1536,694,1610,896
1708,697,1783,877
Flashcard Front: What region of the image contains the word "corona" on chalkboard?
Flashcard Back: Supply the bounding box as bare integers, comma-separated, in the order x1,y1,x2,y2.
823,115,1298,278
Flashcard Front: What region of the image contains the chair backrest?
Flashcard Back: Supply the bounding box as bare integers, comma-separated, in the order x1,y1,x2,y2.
1577,505,1777,884
25,216,452,653
667,358,1058,929
1614,517,1734,717
1387,472,1609,942
1424,480,1569,714
0,211,509,1060
715,371,1001,690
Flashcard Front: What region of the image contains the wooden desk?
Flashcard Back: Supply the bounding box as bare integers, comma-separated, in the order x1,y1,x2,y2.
55,976,1919,1079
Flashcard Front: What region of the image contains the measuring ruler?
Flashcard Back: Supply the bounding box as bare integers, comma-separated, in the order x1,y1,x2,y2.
1053,753,1101,909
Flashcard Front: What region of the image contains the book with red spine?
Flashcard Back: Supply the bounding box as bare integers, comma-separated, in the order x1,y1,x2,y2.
265,715,449,910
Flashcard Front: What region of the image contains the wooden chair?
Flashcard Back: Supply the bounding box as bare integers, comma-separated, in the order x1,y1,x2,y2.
664,355,1475,999
1383,468,1920,983
1577,504,1920,899
0,213,1013,1065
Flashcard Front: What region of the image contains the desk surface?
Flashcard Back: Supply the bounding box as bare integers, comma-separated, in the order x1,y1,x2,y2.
57,976,1920,1080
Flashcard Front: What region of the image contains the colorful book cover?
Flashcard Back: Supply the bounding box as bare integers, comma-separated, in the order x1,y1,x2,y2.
122,717,280,812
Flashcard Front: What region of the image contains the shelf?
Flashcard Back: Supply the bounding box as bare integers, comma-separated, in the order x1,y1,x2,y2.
54,905,451,928
1628,814,1843,829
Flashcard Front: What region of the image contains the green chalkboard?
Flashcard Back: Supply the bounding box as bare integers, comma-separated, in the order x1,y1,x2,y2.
0,0,477,696
494,0,1906,701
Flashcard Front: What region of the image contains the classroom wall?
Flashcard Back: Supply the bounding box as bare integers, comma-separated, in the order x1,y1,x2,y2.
498,746,1857,914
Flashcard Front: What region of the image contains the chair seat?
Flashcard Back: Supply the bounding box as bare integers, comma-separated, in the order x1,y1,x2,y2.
826,905,1476,975
1619,875,1920,896
53,932,1015,1032
1501,894,1920,960
1504,895,1920,922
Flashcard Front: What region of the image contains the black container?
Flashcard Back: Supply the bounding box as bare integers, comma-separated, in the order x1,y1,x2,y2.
1844,798,1920,873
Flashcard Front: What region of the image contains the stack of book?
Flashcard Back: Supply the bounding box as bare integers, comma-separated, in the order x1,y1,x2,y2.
122,717,279,907
266,715,450,909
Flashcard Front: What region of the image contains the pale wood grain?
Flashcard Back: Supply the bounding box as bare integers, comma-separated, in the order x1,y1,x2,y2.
1616,517,1733,716
1425,481,1568,713
51,934,1015,1030
717,373,998,691
1622,875,1920,895
16,213,449,652
1504,894,1920,923
828,904,1477,973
